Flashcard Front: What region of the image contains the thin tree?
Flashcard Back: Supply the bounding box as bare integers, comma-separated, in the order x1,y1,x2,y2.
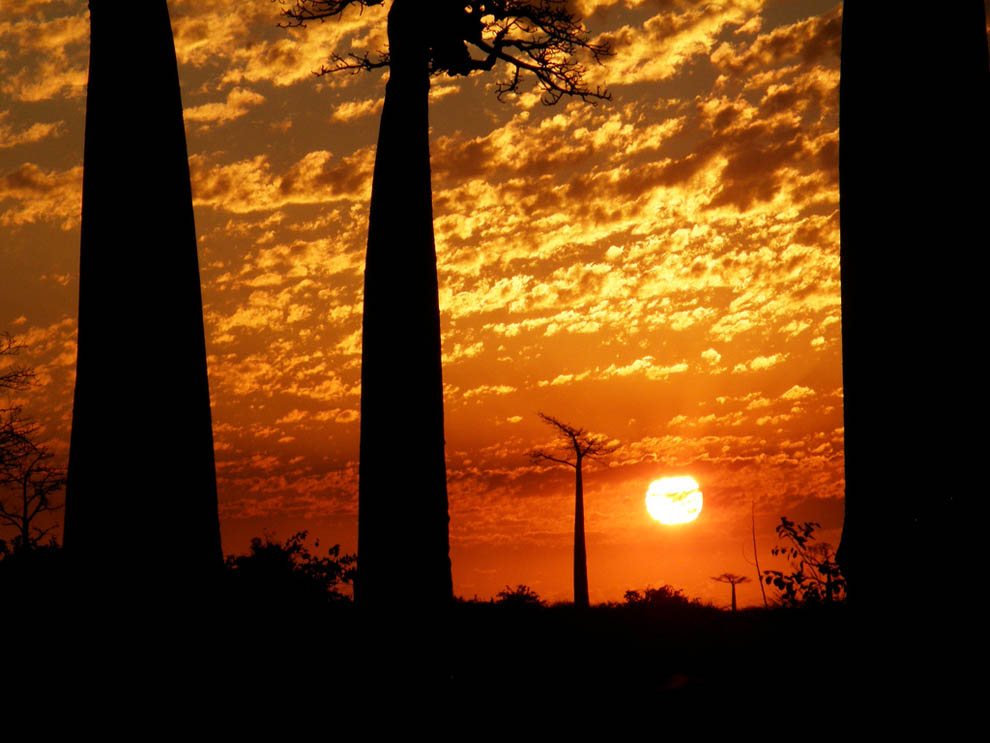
750,497,768,609
65,1,221,598
280,1,612,611
711,573,749,613
530,412,615,609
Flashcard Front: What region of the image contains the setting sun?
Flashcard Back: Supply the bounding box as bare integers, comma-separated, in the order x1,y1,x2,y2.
646,477,703,525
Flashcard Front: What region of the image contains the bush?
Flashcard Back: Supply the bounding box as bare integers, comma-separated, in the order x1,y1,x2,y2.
763,517,845,607
223,531,356,609
622,584,696,609
495,584,544,607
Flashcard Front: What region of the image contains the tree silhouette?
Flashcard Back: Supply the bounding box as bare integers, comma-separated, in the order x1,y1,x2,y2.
0,432,66,552
711,573,749,612
1,333,35,473
764,518,844,607
837,4,988,617
65,1,221,600
280,1,611,612
0,334,64,550
530,412,615,608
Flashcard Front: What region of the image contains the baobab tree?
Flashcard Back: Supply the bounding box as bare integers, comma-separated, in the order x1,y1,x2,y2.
837,3,988,617
65,1,221,598
711,573,749,613
280,1,611,610
530,412,615,609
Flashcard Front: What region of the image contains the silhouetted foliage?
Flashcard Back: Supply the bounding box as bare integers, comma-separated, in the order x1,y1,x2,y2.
495,583,544,607
281,0,612,104
623,584,698,610
764,517,845,607
224,531,356,609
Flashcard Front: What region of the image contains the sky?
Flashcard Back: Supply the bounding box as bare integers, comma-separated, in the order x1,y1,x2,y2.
0,0,845,607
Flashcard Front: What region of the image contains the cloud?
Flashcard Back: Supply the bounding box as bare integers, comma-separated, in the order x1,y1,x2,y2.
0,112,64,148
330,97,384,122
184,87,266,128
781,385,814,401
189,147,375,213
0,163,82,230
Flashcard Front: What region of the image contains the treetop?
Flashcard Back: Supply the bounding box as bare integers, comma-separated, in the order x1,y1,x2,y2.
280,0,612,104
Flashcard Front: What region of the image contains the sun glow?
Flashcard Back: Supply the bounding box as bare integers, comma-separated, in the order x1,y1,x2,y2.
645,476,703,525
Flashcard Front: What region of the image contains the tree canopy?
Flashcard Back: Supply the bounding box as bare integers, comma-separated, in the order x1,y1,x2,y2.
280,0,612,103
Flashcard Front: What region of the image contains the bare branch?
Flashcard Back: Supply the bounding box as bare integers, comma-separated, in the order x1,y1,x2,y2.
278,0,385,28
529,411,616,467
1,333,35,393
282,0,612,104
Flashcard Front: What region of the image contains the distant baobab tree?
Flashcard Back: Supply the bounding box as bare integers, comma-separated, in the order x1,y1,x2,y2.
280,1,612,612
530,412,616,609
837,3,988,615
65,1,221,598
711,573,749,612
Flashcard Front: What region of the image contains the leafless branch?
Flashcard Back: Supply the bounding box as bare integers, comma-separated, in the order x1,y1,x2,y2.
528,411,616,467
1,333,35,393
281,0,612,104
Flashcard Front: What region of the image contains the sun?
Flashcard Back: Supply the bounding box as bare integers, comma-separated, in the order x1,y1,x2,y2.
645,476,703,525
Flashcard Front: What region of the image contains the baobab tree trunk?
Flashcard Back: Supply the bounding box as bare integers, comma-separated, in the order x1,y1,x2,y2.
573,458,589,609
837,2,988,616
65,1,221,601
357,0,453,613
837,5,987,696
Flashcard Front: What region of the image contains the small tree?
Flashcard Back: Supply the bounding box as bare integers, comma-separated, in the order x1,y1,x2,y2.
0,333,64,551
711,573,749,612
530,413,616,609
0,432,66,552
763,517,845,607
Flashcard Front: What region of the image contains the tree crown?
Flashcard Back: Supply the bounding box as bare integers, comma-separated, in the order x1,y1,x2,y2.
280,0,612,104
529,411,616,468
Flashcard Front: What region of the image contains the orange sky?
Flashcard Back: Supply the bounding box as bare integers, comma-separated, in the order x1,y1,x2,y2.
0,0,844,607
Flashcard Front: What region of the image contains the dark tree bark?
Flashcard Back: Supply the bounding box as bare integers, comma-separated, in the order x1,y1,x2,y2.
572,458,589,609
65,1,221,602
838,0,988,656
357,0,453,611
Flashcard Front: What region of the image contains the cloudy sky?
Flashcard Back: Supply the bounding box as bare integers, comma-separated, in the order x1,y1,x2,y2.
0,0,844,606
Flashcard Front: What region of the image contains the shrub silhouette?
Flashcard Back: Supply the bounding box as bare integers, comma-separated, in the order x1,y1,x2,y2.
224,531,356,610
764,517,845,607
495,584,544,608
623,584,698,610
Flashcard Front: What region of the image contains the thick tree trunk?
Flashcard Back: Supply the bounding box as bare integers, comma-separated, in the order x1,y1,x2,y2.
838,2,987,612
357,0,453,614
573,459,589,608
730,583,737,612
65,1,221,602
837,2,988,691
